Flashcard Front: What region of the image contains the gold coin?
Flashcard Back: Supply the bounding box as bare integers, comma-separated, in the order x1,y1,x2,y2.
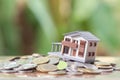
36,64,57,72
32,57,49,65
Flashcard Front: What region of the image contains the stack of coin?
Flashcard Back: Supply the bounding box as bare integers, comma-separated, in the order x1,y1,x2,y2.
77,67,101,74
94,62,114,72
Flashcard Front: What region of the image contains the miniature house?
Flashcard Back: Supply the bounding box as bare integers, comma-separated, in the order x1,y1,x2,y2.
48,31,100,63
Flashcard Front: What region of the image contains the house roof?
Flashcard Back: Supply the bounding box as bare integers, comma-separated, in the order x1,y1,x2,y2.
64,31,100,41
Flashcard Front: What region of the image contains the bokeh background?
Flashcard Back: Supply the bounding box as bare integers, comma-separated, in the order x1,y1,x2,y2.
0,0,120,56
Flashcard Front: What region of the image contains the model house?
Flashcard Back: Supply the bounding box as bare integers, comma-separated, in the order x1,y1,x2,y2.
48,31,100,63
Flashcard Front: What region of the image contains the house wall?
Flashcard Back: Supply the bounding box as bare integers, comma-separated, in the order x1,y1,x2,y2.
85,41,98,63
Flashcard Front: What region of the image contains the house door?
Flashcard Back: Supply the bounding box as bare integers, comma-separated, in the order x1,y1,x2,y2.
78,40,86,57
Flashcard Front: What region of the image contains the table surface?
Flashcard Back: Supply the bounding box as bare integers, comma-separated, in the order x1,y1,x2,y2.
0,56,120,80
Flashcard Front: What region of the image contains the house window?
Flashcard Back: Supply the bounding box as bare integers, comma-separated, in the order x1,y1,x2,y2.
89,42,92,47
63,46,69,54
88,52,91,56
92,52,95,56
94,42,97,47
65,38,70,41
76,41,78,43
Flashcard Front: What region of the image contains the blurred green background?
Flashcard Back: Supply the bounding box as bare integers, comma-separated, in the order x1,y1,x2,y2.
0,0,120,56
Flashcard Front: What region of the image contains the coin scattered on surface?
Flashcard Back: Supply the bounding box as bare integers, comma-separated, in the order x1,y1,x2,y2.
36,64,57,72
48,70,66,75
57,61,67,70
0,53,119,76
32,57,49,65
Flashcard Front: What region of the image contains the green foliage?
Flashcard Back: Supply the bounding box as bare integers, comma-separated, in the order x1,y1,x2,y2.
0,0,20,55
0,0,120,55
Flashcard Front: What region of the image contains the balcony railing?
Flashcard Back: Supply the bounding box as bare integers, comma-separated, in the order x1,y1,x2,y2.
62,41,78,49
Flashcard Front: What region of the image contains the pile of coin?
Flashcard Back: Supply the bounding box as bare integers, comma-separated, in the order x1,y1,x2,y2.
0,53,119,75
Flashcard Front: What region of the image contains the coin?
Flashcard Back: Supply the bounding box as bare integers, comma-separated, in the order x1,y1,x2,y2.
1,70,17,73
99,68,113,72
97,65,113,69
48,57,59,65
36,64,57,72
0,62,5,70
110,63,116,67
20,55,32,59
3,61,20,70
32,53,41,58
84,63,98,70
67,72,83,75
57,61,67,70
113,67,120,71
77,68,101,74
15,63,37,71
32,57,49,65
95,62,111,66
16,59,27,65
18,70,34,73
9,57,20,61
48,70,66,75
71,62,86,68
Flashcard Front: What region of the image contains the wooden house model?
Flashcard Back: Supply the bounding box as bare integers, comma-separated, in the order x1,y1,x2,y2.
48,31,100,63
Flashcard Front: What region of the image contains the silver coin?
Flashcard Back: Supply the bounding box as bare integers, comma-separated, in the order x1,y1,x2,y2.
3,61,20,70
0,62,5,70
18,70,34,73
15,63,37,71
84,63,98,70
48,57,59,65
1,70,17,73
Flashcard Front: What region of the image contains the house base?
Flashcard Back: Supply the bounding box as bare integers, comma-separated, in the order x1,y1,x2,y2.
48,52,87,63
